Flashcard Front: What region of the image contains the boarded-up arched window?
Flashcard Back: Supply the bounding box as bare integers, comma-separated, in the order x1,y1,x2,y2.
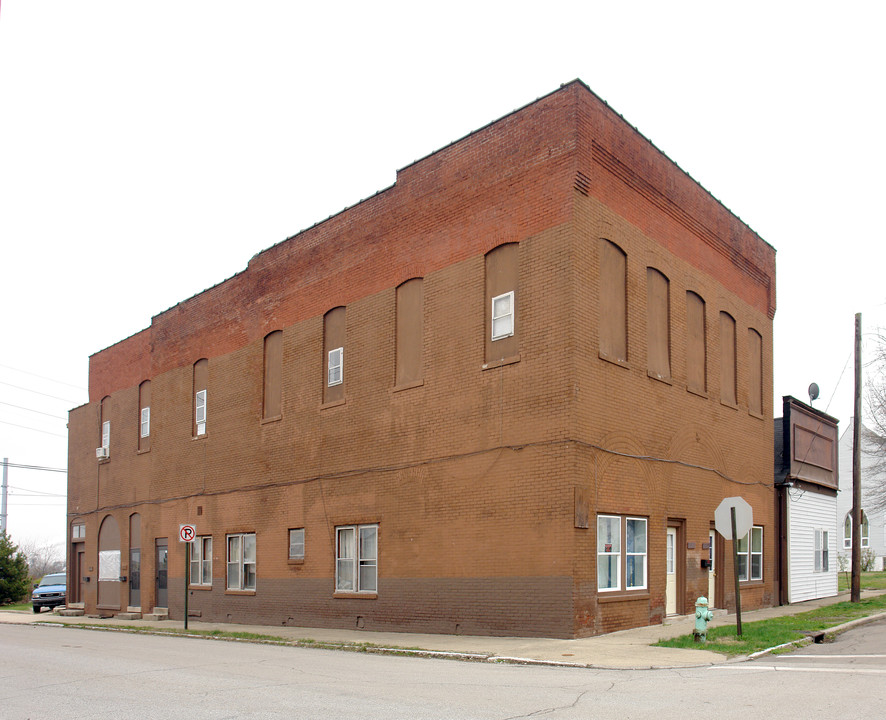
686,292,707,394
719,312,737,406
98,515,121,609
396,278,424,386
646,268,670,379
193,359,208,436
598,239,627,362
747,328,763,415
263,331,283,419
485,243,519,362
138,380,151,452
323,307,346,404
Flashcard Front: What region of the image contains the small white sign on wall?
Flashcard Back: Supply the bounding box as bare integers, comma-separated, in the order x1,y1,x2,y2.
98,550,120,581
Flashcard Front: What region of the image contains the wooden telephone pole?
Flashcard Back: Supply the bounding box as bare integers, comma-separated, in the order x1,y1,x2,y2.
852,313,862,603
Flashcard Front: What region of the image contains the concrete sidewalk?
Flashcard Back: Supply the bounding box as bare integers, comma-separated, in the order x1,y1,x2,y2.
3,590,884,670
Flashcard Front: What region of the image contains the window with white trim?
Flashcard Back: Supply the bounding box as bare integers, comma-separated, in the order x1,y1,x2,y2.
844,511,870,549
226,533,255,590
737,525,763,581
491,291,515,341
336,524,377,593
597,515,647,591
190,536,212,586
328,347,343,387
140,407,150,439
72,523,86,540
195,389,207,436
814,529,829,573
288,528,305,561
101,420,110,450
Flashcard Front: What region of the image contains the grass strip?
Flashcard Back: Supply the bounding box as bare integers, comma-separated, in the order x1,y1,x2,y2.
655,594,886,656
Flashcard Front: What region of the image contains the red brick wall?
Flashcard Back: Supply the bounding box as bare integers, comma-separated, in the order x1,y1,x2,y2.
70,81,776,637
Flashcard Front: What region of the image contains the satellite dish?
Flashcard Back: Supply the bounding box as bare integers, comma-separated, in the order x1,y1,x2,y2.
808,382,820,403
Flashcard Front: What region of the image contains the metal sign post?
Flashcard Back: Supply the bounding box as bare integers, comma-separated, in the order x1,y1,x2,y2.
715,497,752,639
730,507,742,637
179,525,196,630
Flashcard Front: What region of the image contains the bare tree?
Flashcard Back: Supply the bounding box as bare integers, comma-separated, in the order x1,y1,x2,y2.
17,538,65,581
863,328,886,511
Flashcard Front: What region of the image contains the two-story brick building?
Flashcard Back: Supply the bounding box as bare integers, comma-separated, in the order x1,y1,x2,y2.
66,80,777,638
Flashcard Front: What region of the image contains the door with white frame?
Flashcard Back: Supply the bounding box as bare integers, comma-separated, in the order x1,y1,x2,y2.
666,527,677,615
708,530,716,607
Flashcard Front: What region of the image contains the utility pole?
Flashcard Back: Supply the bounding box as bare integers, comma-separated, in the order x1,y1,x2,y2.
1,458,8,535
852,313,862,603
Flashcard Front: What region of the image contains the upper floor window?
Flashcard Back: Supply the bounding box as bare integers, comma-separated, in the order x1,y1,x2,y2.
491,291,515,340
138,380,151,451
485,243,519,362
72,523,86,540
598,239,627,362
719,312,737,406
323,307,346,404
98,396,110,459
396,278,424,387
193,359,208,436
686,291,707,394
646,268,670,379
263,331,283,420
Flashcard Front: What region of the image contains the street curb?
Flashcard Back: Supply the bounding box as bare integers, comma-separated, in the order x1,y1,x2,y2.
746,611,886,661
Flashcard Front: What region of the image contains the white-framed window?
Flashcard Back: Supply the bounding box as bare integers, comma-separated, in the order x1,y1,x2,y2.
597,515,620,591
843,512,869,549
814,529,829,573
195,390,207,436
226,533,255,590
737,526,763,582
72,523,85,540
491,291,515,341
328,347,343,387
597,515,647,591
336,524,377,593
101,420,110,449
289,528,305,561
190,536,212,586
140,407,150,438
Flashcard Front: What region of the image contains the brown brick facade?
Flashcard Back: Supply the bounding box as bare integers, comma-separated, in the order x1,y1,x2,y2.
67,81,776,638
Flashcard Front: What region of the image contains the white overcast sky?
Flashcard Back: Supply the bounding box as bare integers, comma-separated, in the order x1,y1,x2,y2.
1,1,884,551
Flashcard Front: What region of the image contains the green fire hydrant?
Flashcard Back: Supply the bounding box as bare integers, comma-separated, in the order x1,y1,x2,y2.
694,596,714,643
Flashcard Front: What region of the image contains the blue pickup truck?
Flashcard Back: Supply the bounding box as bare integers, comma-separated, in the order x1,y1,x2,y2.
31,572,66,613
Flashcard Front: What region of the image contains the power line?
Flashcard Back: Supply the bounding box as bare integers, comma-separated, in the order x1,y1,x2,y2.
0,363,86,391
0,380,80,405
0,420,67,438
8,486,66,497
0,401,67,420
3,463,67,473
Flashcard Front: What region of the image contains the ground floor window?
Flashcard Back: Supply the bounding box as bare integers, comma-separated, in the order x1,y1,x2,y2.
336,524,377,593
597,515,647,591
226,533,255,590
190,536,212,585
844,511,869,549
814,529,829,573
737,525,763,581
289,528,305,561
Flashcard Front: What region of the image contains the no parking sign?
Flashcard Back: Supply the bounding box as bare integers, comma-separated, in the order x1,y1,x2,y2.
179,524,196,543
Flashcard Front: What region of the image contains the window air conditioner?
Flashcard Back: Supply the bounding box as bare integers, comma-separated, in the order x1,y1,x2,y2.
96,447,109,459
